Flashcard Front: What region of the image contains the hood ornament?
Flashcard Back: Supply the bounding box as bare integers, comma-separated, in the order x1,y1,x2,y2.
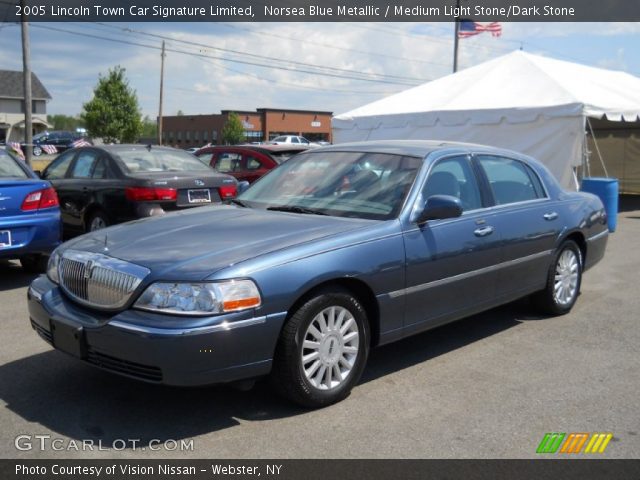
103,234,109,253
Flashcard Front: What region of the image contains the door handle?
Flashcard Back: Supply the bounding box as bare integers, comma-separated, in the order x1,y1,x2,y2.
474,226,494,237
543,212,558,221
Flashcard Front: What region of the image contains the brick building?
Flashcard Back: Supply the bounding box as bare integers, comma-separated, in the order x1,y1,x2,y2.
161,108,333,148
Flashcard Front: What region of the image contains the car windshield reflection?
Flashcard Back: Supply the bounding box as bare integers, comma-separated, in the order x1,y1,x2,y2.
239,151,422,220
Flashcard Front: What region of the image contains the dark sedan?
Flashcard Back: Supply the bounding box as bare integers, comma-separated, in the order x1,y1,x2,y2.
28,141,608,407
40,145,238,235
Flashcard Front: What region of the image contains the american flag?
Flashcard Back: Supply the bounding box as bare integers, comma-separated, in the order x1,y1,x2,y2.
41,144,58,154
70,138,92,148
7,142,25,160
458,21,502,38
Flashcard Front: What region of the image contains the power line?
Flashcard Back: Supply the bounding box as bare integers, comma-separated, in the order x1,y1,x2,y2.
217,22,453,69
93,22,427,84
31,24,422,86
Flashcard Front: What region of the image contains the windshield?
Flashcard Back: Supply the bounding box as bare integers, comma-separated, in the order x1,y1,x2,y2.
239,151,423,220
0,151,29,179
116,149,212,173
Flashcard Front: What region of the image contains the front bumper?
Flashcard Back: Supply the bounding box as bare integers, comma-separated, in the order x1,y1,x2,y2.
27,276,287,386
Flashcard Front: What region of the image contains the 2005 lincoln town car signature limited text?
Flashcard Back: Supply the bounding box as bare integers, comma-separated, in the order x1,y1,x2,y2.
27,141,608,407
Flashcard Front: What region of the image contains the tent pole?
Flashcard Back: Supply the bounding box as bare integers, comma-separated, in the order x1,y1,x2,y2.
587,117,609,178
453,0,460,73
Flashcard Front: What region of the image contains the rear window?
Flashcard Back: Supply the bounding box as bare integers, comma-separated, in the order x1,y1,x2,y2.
116,149,212,173
0,152,29,179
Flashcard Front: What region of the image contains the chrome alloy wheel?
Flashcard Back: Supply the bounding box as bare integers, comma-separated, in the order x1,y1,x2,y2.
554,249,579,306
301,306,359,390
90,216,107,231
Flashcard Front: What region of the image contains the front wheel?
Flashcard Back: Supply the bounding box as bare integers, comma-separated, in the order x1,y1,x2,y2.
271,289,370,408
532,240,582,315
86,211,109,232
20,254,48,273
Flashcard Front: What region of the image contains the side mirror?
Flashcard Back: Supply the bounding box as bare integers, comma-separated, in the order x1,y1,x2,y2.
417,195,463,224
237,180,250,195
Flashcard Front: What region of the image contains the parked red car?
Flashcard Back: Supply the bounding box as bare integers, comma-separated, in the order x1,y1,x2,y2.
195,145,310,183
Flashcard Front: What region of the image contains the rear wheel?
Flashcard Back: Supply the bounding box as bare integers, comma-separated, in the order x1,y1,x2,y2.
532,240,582,315
271,289,369,408
20,254,48,273
86,210,109,232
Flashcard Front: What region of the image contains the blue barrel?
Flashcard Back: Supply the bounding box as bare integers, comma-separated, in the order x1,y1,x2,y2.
580,177,619,232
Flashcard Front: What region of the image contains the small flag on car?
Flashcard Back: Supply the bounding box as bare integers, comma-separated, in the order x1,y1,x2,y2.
41,144,58,154
458,21,502,38
8,142,25,160
70,139,92,148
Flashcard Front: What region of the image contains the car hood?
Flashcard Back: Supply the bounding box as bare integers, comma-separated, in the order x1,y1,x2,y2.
62,205,373,280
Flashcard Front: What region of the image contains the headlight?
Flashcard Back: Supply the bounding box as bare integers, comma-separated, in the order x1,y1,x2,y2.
134,280,261,316
47,250,61,284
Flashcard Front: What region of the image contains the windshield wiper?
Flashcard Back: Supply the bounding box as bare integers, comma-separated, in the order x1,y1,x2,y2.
230,199,248,208
267,205,328,216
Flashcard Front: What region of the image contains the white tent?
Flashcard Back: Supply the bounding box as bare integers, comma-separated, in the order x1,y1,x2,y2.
332,51,640,189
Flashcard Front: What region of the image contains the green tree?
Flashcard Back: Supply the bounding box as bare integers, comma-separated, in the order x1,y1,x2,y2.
47,114,84,131
140,115,158,138
221,112,245,145
81,66,142,143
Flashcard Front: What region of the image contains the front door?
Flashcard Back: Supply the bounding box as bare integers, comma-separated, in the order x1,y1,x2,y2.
402,155,502,334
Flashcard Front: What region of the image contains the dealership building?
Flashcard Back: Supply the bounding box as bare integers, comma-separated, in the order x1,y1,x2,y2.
161,108,333,147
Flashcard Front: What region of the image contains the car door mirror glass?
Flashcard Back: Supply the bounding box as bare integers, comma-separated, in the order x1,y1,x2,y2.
417,195,463,224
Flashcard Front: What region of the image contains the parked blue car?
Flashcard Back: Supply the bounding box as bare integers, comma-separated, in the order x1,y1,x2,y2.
27,141,608,407
0,147,61,272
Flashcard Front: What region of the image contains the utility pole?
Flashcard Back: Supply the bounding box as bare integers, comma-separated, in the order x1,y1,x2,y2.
157,40,165,145
20,0,33,166
452,0,461,73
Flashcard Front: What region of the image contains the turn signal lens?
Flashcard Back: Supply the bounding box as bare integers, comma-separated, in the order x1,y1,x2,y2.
21,187,59,211
218,185,237,199
125,187,177,202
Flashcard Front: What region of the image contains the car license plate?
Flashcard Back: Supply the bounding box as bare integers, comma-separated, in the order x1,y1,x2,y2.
188,188,211,204
50,319,87,359
0,230,11,248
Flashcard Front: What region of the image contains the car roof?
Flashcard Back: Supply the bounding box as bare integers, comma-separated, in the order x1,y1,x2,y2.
90,144,183,153
310,140,531,160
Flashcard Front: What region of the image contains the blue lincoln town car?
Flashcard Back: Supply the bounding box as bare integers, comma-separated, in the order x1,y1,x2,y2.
27,141,608,407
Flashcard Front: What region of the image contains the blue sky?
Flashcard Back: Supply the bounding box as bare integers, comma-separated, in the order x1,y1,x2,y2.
0,22,638,118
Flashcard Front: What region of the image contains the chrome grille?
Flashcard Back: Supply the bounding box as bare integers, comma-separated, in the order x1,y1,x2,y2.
58,250,150,309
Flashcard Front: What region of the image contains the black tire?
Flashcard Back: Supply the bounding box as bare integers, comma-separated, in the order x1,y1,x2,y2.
271,289,370,408
86,210,109,232
532,240,582,315
20,254,48,273
32,146,42,157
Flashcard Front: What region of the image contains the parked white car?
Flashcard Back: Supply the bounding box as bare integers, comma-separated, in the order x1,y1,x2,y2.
268,135,320,147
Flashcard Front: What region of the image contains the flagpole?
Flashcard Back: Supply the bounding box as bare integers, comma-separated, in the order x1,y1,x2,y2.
452,0,461,73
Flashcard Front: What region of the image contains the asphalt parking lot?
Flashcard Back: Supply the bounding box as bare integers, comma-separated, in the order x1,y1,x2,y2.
1,199,639,460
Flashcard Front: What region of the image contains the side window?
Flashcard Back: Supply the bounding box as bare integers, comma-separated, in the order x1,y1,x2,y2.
43,151,74,179
423,156,482,211
478,156,543,205
291,137,299,144
91,157,112,179
215,153,242,173
196,152,214,165
71,151,98,178
246,157,262,170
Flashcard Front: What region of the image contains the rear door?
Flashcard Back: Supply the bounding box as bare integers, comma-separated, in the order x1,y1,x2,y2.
61,149,101,230
474,154,561,296
42,150,77,232
244,154,271,183
402,154,501,333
